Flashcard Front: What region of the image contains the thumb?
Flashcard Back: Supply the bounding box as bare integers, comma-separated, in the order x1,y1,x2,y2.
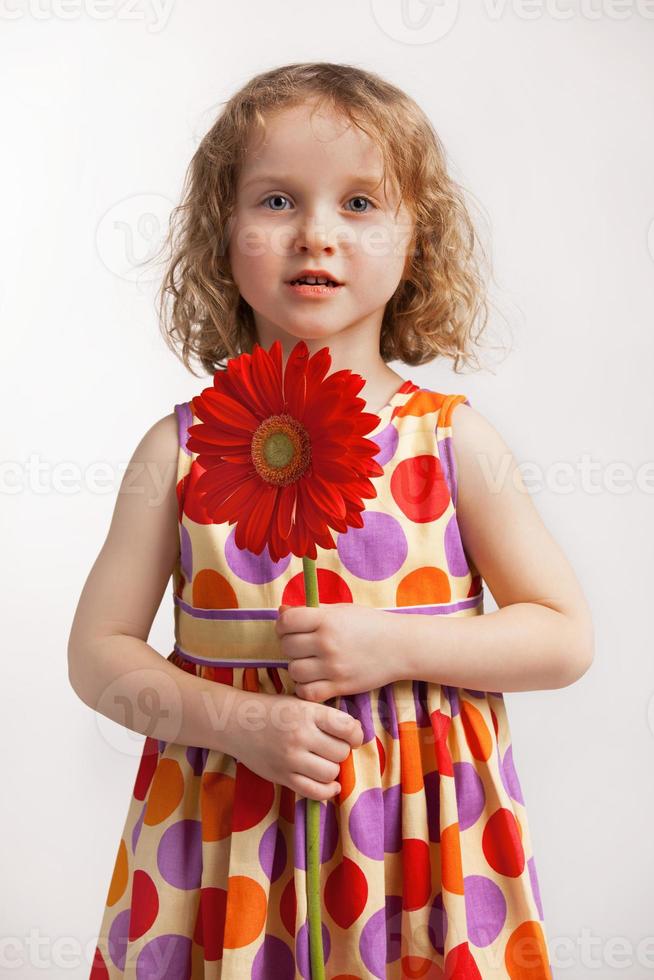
278,603,290,613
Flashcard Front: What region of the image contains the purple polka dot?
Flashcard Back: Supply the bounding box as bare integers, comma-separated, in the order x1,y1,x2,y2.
108,909,130,971
372,423,400,467
424,769,441,843
179,523,193,580
132,802,146,854
225,526,291,584
444,685,460,717
293,798,338,871
136,933,191,979
378,684,399,737
454,761,486,831
339,690,375,744
258,822,287,882
444,515,470,577
500,743,525,805
185,745,209,777
359,895,403,978
428,891,448,954
337,511,407,580
157,740,167,755
349,788,384,859
464,688,485,698
412,679,430,727
437,435,457,505
157,820,202,890
383,783,402,852
528,855,545,920
252,933,295,980
297,919,331,979
464,874,507,947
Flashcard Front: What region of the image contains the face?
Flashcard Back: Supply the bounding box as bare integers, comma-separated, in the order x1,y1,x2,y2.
227,100,415,355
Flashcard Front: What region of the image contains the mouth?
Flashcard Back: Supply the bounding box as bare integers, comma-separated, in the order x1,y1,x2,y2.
285,272,344,287
285,274,344,297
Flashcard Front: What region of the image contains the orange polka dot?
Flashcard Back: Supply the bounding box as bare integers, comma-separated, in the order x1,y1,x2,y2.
460,700,493,762
401,956,445,979
337,747,356,804
201,772,235,841
399,721,424,794
397,566,451,605
144,759,185,826
395,389,446,420
192,568,238,609
106,838,128,907
505,921,552,978
440,822,464,894
222,876,267,948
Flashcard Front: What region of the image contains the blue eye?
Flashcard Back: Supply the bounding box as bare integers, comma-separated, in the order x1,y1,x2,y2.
260,194,376,213
345,196,375,213
262,194,290,211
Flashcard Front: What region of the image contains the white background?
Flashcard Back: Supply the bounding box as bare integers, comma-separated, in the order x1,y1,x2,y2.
2,3,653,977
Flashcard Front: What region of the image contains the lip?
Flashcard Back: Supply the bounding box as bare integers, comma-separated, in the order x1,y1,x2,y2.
285,269,344,285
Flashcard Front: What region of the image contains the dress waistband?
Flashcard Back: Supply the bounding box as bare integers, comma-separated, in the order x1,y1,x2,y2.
172,592,484,667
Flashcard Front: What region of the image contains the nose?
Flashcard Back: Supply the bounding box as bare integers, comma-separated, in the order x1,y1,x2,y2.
293,210,337,255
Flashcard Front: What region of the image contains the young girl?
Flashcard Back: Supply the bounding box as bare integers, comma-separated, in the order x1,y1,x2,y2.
69,62,594,979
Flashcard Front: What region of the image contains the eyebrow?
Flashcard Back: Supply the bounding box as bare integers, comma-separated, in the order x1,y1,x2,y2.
242,173,386,191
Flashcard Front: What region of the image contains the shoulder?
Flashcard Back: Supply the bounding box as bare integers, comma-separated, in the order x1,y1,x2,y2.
448,400,516,476
132,411,179,460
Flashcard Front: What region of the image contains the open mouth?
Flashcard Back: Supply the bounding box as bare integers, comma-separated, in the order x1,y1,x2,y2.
287,278,342,288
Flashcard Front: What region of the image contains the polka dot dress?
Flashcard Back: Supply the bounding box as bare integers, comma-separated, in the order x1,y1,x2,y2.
90,381,553,979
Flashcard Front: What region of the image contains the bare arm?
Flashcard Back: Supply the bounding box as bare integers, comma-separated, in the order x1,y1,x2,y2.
67,412,245,754
399,402,594,692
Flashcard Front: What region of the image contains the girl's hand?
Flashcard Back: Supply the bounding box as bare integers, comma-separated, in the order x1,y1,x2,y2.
275,602,397,703
223,690,364,802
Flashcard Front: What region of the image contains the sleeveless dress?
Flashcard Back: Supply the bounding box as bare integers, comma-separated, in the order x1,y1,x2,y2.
90,380,553,980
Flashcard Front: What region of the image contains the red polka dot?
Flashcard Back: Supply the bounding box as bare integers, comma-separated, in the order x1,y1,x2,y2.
281,567,353,605
133,737,159,801
280,876,297,937
193,887,226,961
482,808,525,877
402,839,431,909
129,870,159,940
89,946,109,979
325,857,368,927
391,454,451,523
444,942,482,978
232,763,275,832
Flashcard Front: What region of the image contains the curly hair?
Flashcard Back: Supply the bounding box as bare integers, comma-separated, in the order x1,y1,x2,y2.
152,62,503,378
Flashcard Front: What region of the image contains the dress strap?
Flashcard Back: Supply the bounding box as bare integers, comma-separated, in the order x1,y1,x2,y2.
435,393,470,509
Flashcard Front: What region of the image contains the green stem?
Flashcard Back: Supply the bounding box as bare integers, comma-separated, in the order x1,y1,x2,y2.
302,555,326,979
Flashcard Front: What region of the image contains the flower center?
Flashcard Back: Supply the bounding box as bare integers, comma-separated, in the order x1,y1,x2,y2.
251,414,311,486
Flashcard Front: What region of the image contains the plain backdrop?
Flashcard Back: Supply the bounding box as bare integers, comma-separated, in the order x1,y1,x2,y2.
2,5,653,978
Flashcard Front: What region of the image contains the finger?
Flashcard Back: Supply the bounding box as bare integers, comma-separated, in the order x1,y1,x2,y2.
295,750,341,786
276,604,321,636
289,772,340,802
288,656,325,684
280,632,319,661
308,726,356,764
318,706,364,747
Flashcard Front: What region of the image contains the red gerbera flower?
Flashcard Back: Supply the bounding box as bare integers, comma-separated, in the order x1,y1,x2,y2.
186,339,384,562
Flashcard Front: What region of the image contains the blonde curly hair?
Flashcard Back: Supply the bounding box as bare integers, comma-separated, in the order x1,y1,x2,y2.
153,62,501,378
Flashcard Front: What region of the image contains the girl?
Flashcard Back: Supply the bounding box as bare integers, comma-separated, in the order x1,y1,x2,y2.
69,62,594,978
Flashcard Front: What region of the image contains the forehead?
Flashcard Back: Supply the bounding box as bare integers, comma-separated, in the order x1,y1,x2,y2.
238,102,397,197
